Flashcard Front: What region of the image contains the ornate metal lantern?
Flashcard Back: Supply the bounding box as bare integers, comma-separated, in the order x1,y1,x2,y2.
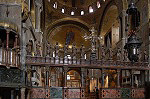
124,33,142,62
124,0,142,62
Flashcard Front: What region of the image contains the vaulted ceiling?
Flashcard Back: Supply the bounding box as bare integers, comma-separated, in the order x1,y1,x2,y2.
44,0,120,47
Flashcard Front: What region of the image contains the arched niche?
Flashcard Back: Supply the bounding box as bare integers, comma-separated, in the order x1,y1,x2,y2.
47,24,90,49
67,70,81,88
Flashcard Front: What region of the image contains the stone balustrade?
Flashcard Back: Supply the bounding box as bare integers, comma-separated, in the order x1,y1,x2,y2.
26,55,149,70
0,47,20,67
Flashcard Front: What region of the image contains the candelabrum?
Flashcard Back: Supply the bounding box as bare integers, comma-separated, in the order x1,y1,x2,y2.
83,26,100,59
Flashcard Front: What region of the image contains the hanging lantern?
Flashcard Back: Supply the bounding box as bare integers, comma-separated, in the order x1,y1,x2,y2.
124,0,142,62
124,33,142,62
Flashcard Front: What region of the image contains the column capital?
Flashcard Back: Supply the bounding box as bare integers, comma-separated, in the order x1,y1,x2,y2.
35,0,43,9
45,66,50,71
63,67,69,73
21,88,26,91
131,69,135,74
6,29,11,33
15,35,18,38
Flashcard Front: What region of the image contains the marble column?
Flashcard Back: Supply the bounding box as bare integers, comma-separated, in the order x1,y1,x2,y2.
21,23,27,86
35,0,42,32
141,70,145,87
102,69,105,88
117,69,121,88
21,88,26,99
14,35,18,66
27,65,32,86
27,90,30,99
63,67,68,87
81,68,87,88
131,70,134,88
45,66,50,86
119,10,127,59
6,29,10,67
11,90,14,99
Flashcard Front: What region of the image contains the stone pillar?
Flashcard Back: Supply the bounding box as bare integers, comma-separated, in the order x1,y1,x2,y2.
117,69,121,88
63,67,68,87
145,70,148,82
27,65,32,86
6,29,10,66
141,70,145,87
85,69,90,95
21,88,26,99
35,0,42,32
45,66,50,86
6,29,10,50
15,88,20,99
122,10,127,45
101,69,105,88
131,70,134,88
14,35,18,66
11,90,14,99
15,35,18,47
81,68,86,88
27,90,30,99
21,23,27,86
120,10,127,57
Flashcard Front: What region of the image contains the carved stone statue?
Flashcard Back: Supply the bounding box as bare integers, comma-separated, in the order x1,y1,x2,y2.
64,43,68,58
109,47,113,60
101,45,105,60
72,43,77,59
36,41,41,56
123,49,128,61
26,40,33,55
138,50,142,62
117,48,121,61
55,42,59,57
143,50,149,62
46,42,52,57
80,44,85,59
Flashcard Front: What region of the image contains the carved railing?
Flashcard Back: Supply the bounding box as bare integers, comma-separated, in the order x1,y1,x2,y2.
26,42,149,69
0,48,20,67
0,67,22,86
26,55,149,69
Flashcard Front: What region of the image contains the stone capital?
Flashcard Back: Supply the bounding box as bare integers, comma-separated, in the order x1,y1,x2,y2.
35,0,43,8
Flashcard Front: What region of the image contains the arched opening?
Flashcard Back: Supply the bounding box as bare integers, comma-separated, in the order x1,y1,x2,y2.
100,5,120,49
67,70,81,87
47,21,90,48
104,69,117,88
